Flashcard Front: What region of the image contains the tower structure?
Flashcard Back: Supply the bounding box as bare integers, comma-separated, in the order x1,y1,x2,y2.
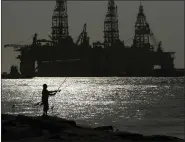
104,0,119,47
52,0,69,44
132,2,151,49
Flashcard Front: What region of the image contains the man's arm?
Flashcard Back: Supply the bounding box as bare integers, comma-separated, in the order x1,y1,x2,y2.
49,90,58,93
49,90,61,96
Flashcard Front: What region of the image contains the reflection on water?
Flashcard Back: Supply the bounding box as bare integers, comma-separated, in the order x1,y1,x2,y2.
1,77,184,139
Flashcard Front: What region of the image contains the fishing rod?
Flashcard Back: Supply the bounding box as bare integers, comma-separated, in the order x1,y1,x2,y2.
56,77,67,92
50,77,67,109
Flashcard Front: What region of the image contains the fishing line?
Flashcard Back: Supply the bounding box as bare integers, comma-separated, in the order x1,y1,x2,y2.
57,77,67,91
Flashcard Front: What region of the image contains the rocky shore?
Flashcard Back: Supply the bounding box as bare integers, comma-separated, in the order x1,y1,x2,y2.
2,114,184,142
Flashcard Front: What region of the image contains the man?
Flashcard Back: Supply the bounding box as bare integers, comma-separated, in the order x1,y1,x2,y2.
41,84,60,116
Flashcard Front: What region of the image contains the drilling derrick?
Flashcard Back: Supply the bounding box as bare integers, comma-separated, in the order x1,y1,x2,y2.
104,0,119,47
52,0,69,44
133,3,150,49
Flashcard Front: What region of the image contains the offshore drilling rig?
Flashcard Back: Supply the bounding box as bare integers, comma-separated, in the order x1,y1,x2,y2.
4,0,177,77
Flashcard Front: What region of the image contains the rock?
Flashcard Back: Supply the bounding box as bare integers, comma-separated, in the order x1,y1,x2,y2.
94,126,113,131
144,135,185,141
2,126,37,140
43,115,76,126
16,114,76,128
2,114,16,121
2,114,185,142
48,133,61,140
114,131,144,141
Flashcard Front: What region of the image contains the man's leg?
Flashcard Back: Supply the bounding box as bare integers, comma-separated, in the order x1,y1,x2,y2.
46,103,49,116
43,105,46,116
43,108,45,116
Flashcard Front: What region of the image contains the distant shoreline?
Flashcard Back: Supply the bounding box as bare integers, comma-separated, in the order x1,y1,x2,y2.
2,75,184,79
2,68,184,79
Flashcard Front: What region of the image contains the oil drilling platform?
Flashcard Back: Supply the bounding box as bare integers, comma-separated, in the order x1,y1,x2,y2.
4,0,178,77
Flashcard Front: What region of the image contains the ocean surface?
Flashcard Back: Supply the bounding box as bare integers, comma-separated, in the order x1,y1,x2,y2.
2,77,184,139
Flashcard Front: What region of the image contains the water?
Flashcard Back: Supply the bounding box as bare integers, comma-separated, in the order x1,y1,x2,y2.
2,77,184,139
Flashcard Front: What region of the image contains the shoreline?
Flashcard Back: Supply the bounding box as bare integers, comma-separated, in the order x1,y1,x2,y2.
2,114,184,142
2,75,185,79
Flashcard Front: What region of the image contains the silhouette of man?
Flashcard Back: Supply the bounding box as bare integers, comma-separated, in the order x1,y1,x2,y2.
41,84,60,116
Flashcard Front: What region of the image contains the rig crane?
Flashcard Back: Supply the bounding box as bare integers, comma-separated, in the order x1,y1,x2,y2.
4,33,38,51
149,27,163,52
4,44,27,48
4,44,29,51
75,23,89,46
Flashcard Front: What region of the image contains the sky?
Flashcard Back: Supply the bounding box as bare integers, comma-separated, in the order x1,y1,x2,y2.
2,1,184,73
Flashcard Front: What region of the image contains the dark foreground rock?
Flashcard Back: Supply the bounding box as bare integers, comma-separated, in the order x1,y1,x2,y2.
2,114,185,142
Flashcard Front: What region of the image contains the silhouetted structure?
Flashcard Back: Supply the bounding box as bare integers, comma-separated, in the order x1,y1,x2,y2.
2,72,8,78
133,3,150,49
10,65,19,76
4,0,183,77
52,0,68,44
2,65,21,78
104,0,119,47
